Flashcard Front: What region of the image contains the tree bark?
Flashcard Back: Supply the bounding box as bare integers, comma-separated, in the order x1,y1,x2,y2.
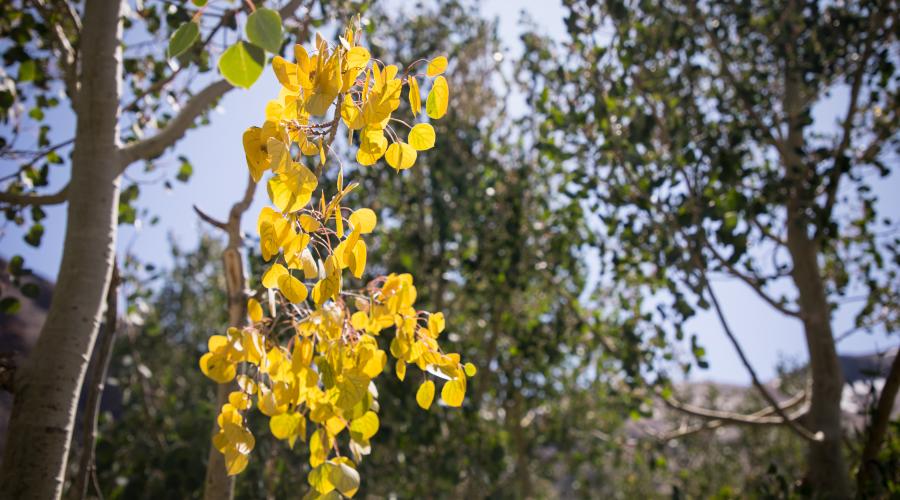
67,263,119,500
780,7,850,489
784,225,849,498
856,352,900,497
0,1,123,498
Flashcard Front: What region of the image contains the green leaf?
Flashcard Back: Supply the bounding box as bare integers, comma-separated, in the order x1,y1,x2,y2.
18,60,36,82
20,282,40,299
176,159,193,182
168,21,200,59
0,297,21,314
218,41,265,89
245,8,283,53
24,224,43,247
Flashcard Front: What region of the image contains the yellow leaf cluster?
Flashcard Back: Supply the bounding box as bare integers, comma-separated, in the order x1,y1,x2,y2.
203,21,473,497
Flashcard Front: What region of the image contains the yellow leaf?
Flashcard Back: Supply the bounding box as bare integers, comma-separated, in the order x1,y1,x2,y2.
346,46,370,67
224,449,249,475
349,411,379,441
267,137,290,173
267,162,317,213
428,311,445,337
270,412,304,441
464,362,477,377
242,127,267,182
247,298,263,322
361,348,385,378
356,128,388,166
291,337,314,371
278,273,308,303
199,353,236,383
408,123,435,151
348,240,367,279
426,55,448,76
308,462,336,494
309,428,333,467
299,248,318,279
299,214,321,232
272,56,299,91
384,142,417,170
348,208,377,233
330,461,360,498
426,76,449,119
350,311,369,330
229,391,252,410
262,263,288,289
416,380,435,410
408,76,421,116
440,378,465,407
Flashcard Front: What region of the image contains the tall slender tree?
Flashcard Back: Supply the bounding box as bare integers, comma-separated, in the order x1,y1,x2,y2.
529,0,899,496
0,1,360,496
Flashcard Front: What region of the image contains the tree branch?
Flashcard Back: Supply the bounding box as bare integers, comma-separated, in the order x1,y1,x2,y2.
817,6,885,241
700,268,823,442
703,240,801,317
119,79,233,166
658,387,808,441
118,0,310,168
661,391,808,427
856,350,900,494
0,185,69,206
693,3,787,154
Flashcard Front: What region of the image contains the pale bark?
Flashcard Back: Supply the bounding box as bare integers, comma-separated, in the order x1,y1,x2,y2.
67,263,119,500
0,1,123,498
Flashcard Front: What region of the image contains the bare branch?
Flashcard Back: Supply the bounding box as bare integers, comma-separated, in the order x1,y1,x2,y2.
193,205,228,231
661,393,808,427
0,185,69,206
119,79,233,166
657,387,808,441
700,268,823,442
703,240,801,317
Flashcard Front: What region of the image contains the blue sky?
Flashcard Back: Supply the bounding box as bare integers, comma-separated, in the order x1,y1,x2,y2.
2,0,897,384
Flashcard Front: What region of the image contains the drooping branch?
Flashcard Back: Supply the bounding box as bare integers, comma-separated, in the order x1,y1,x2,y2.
661,390,809,428
700,268,823,443
658,387,808,441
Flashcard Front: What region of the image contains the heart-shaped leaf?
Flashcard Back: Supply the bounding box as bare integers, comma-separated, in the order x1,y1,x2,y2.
218,41,265,89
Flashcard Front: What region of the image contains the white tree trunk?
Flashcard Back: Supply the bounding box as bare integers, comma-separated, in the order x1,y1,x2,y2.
0,1,123,498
